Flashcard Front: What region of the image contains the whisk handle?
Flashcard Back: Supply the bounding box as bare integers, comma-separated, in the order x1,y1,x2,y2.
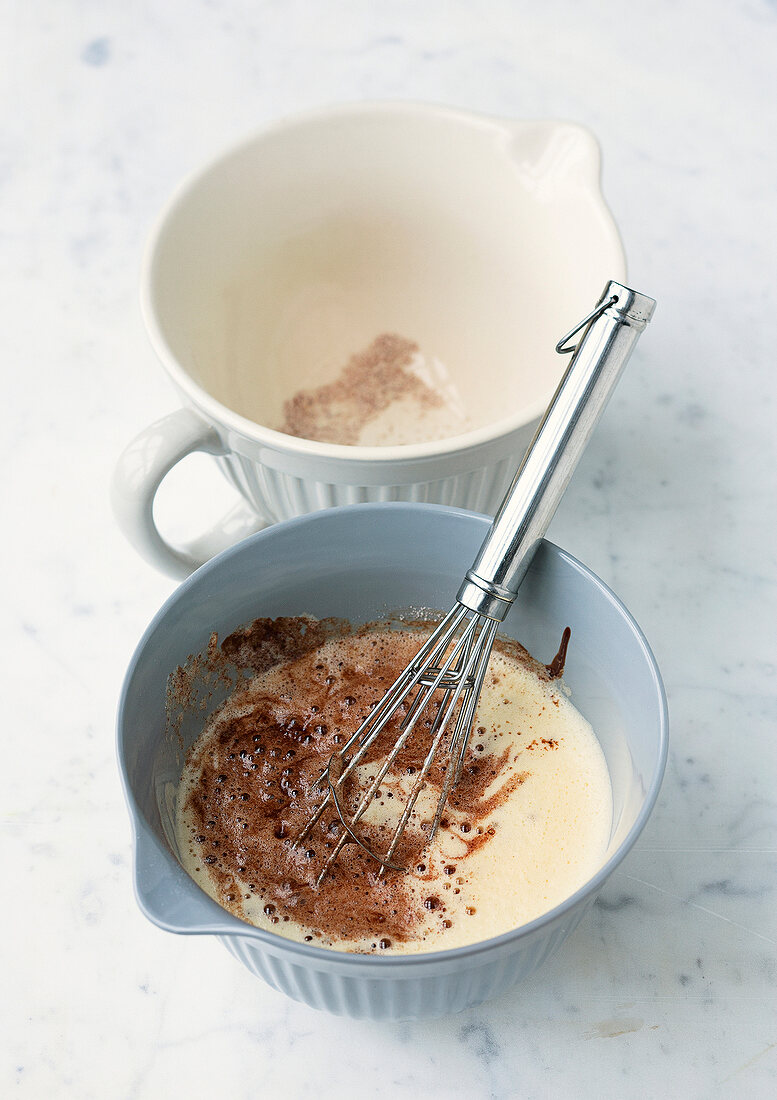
457,280,656,620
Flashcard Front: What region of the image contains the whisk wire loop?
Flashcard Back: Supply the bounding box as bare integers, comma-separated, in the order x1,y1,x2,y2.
293,607,470,851
312,608,486,884
377,615,500,874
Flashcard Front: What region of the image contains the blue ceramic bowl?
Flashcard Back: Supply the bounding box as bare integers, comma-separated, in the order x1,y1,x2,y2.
117,503,667,1020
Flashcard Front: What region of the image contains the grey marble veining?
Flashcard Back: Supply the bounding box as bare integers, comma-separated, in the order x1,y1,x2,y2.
2,1,776,1096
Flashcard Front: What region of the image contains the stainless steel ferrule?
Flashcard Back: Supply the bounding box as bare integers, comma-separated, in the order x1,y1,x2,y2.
456,280,656,621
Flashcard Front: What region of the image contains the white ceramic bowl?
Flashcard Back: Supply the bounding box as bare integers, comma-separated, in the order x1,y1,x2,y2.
112,103,626,577
117,504,667,1020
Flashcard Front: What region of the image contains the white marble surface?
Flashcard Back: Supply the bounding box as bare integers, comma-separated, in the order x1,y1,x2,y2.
3,1,776,1096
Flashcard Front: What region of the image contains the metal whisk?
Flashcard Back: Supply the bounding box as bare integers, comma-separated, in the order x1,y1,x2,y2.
297,281,655,883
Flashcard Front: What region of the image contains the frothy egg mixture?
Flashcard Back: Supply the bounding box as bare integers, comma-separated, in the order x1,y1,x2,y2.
174,620,612,954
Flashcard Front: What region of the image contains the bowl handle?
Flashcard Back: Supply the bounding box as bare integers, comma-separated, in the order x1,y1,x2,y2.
111,408,267,579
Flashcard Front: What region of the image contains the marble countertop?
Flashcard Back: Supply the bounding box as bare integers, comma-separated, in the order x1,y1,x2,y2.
3,1,775,1096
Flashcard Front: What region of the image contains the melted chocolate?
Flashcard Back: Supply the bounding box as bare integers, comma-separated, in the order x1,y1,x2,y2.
221,615,351,674
545,627,572,680
176,618,567,946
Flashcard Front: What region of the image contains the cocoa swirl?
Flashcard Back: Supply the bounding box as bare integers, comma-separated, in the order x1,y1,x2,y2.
177,618,570,947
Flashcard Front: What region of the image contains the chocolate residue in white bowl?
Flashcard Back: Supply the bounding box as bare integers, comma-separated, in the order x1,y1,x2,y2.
279,334,472,446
